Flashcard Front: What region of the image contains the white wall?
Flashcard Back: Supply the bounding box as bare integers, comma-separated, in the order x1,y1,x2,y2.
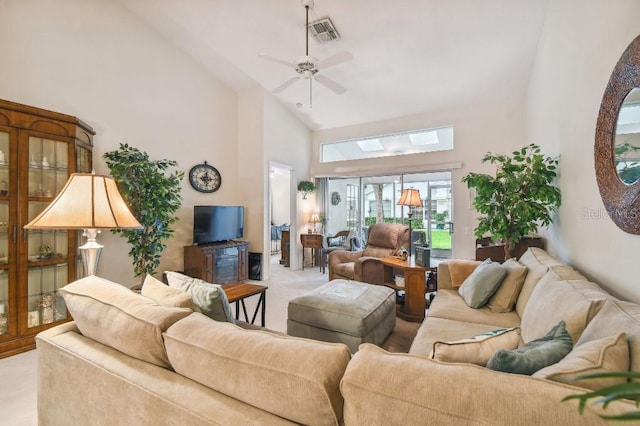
525,0,640,302
237,88,311,278
0,0,239,286
263,93,312,272
312,97,527,261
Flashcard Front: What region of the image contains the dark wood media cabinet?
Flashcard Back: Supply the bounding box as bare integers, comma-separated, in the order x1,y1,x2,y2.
184,241,249,284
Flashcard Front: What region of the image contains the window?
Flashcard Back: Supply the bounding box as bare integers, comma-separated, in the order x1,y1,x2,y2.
320,126,454,163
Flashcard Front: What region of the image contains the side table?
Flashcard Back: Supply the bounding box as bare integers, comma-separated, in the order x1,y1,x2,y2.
300,233,323,270
222,282,268,327
380,257,434,322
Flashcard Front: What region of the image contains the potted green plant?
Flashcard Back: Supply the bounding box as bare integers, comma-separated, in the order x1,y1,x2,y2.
297,180,316,199
461,144,561,260
103,143,184,278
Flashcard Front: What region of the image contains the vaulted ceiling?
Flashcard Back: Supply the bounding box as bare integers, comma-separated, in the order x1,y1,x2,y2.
118,0,548,130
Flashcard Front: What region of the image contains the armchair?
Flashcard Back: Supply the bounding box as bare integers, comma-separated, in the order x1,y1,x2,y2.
321,230,353,274
328,223,409,285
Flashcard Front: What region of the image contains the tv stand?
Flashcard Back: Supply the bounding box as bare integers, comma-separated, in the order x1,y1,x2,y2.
184,240,249,284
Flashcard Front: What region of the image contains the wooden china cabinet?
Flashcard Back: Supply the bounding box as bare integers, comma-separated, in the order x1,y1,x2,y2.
0,99,93,358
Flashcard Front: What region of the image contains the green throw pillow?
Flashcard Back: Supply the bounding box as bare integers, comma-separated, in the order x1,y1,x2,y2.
458,259,507,308
165,271,236,324
486,320,573,375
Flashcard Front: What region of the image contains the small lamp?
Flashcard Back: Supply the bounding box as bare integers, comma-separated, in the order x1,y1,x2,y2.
310,213,320,233
24,173,143,276
397,188,423,258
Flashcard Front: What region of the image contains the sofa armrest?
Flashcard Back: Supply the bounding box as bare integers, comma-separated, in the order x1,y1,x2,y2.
354,256,384,285
341,344,630,425
328,249,363,268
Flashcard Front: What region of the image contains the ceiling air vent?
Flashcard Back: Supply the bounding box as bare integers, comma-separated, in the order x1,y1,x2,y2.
308,17,340,43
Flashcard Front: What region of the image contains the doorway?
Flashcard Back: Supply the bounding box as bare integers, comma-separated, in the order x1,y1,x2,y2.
268,163,294,279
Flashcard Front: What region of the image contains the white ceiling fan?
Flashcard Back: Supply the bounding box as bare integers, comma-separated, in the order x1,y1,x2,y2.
260,0,353,106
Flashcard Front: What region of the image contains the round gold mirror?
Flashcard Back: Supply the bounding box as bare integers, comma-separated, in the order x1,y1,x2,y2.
595,35,640,234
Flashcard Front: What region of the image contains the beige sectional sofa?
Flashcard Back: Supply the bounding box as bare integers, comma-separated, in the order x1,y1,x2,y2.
38,248,638,425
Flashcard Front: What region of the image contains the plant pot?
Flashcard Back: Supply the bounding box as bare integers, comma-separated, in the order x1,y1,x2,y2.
475,237,544,263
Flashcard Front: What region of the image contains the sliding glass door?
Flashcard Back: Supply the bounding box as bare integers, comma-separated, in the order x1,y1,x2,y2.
326,171,453,260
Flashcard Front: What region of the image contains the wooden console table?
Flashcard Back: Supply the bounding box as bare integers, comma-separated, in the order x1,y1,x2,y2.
222,282,268,327
300,233,323,270
381,257,433,322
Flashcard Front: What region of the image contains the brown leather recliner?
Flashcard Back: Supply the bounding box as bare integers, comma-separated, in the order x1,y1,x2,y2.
328,223,410,285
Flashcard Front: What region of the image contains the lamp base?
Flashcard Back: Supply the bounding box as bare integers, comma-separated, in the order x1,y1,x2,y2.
81,229,103,276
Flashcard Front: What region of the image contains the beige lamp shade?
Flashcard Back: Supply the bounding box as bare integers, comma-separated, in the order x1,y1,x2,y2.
397,188,423,207
310,213,320,223
25,173,142,230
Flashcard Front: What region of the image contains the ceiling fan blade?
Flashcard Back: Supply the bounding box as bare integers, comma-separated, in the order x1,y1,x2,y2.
315,51,353,70
259,53,293,68
315,75,347,95
273,77,301,94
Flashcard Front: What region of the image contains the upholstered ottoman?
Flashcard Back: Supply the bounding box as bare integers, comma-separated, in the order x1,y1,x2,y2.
287,279,396,353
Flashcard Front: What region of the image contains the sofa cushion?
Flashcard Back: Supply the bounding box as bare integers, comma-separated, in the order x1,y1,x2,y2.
427,290,521,329
515,248,553,316
141,275,195,309
164,313,350,425
60,276,192,368
165,271,235,323
458,259,507,308
447,260,481,288
409,317,515,357
487,321,573,375
430,327,522,366
486,259,528,313
533,333,629,390
577,299,640,372
520,271,605,344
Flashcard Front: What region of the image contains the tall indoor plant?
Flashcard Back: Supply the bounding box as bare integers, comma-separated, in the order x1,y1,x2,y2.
104,143,184,277
461,144,561,259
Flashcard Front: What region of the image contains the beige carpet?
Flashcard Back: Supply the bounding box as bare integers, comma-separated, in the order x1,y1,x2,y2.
0,255,422,425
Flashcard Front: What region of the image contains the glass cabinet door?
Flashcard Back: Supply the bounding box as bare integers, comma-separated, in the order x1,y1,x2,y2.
25,136,71,330
0,130,9,336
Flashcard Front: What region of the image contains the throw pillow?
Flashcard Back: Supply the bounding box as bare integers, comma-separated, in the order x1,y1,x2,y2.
533,332,629,390
458,259,507,308
486,259,528,313
447,260,482,288
430,327,522,366
165,271,235,324
487,320,573,375
141,274,195,309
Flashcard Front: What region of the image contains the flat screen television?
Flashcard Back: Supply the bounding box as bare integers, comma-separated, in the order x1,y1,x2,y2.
193,205,244,244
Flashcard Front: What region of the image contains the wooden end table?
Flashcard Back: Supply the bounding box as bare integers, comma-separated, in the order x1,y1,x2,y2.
380,257,434,322
222,282,268,327
300,233,323,270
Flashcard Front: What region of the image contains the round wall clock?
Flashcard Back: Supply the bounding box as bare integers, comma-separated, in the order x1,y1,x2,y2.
189,161,221,193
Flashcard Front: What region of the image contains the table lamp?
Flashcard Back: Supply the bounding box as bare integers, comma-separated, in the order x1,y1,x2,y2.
310,213,320,233
397,188,423,258
24,173,143,276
